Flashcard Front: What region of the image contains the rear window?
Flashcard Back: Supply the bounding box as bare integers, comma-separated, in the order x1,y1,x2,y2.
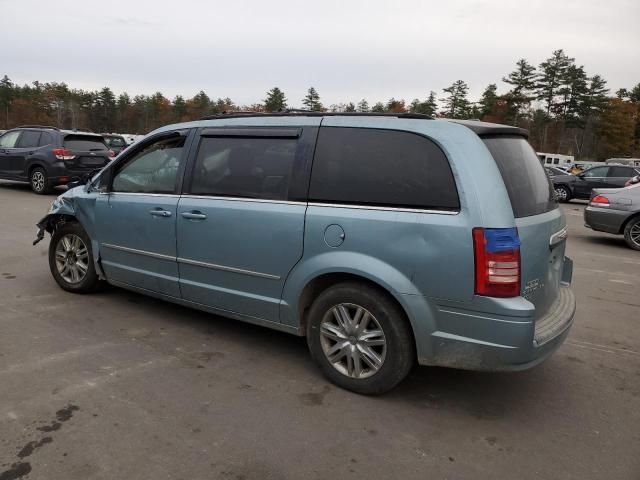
105,136,126,147
482,135,557,218
63,135,108,151
309,127,459,210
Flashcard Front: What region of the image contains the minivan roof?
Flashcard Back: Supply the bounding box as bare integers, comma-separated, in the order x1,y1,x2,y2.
150,112,530,139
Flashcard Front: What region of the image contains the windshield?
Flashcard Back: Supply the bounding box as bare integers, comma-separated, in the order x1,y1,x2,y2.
483,135,557,218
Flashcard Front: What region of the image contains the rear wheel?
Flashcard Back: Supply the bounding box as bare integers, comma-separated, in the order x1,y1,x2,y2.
554,185,571,203
30,167,52,194
49,222,101,293
623,217,640,251
306,282,414,395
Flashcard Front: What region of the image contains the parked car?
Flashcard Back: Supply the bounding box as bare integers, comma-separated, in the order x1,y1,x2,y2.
35,114,575,394
102,134,128,156
585,183,640,250
0,126,114,194
552,164,640,202
545,166,572,177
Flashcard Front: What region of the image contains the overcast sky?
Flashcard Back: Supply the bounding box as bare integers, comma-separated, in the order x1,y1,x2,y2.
1,0,638,107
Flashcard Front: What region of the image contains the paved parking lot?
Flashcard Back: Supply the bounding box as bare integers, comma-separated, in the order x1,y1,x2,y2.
0,181,638,480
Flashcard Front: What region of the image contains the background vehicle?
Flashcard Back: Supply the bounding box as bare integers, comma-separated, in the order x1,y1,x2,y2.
545,166,572,177
102,134,128,155
537,152,574,167
585,184,640,250
552,164,640,202
605,158,640,167
0,126,113,194
36,113,574,394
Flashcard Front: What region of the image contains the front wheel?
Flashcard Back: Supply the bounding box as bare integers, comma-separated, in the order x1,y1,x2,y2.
554,185,571,203
623,217,640,251
49,222,101,293
306,282,415,395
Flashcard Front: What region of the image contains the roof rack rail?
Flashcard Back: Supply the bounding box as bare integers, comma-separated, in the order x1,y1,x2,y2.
16,125,60,130
200,110,433,121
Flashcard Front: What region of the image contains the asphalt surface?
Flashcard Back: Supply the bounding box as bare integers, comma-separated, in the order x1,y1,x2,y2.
0,181,638,480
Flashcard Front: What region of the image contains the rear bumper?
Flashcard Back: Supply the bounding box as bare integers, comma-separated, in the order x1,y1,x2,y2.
48,161,109,185
419,286,576,371
584,206,628,234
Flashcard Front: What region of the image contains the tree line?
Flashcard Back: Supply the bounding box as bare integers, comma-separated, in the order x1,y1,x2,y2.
0,49,638,160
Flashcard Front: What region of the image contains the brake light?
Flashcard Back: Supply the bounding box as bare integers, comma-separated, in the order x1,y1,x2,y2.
52,148,76,161
590,195,610,206
473,228,521,298
108,149,116,158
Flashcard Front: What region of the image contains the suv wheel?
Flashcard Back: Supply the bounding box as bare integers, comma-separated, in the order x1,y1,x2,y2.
49,222,101,293
306,282,414,395
554,185,571,203
623,217,640,251
30,167,52,194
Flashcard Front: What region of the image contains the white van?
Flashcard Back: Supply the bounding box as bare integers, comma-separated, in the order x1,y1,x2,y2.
537,152,575,167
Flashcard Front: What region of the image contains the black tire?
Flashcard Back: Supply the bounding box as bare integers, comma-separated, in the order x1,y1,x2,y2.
30,167,52,194
49,222,101,293
306,282,415,395
554,185,571,203
623,217,640,251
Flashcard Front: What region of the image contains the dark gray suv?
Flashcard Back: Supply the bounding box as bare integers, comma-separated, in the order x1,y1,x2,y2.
0,126,114,194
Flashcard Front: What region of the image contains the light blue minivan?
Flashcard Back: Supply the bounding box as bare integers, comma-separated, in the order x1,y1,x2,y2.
35,112,575,394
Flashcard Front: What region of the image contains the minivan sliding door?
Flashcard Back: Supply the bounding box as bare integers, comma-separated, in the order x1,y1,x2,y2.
176,125,318,323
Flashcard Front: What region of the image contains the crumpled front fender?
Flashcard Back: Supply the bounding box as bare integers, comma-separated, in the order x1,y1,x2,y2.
33,190,78,245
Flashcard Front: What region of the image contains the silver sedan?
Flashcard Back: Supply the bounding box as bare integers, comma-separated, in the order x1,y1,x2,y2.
584,183,640,250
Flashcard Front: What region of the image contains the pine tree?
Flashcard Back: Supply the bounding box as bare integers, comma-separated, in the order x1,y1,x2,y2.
557,64,588,124
0,75,13,128
502,59,536,120
371,102,386,112
302,87,323,111
356,99,369,112
172,95,187,122
440,80,470,118
344,102,356,112
477,84,498,119
264,87,287,112
386,98,406,113
596,98,636,159
97,87,117,131
409,91,437,116
536,49,574,116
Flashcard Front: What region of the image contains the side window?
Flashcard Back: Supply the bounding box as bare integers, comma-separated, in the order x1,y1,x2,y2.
583,166,609,178
39,132,54,147
190,136,298,200
609,166,633,178
309,127,459,210
16,130,41,148
0,131,21,148
112,135,186,194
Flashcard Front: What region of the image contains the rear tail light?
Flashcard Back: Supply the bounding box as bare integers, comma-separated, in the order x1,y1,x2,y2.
590,195,610,206
52,148,76,160
473,227,521,298
108,149,116,158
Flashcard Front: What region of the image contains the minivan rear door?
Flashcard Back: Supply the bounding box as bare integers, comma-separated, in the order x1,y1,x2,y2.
482,135,568,320
176,125,319,324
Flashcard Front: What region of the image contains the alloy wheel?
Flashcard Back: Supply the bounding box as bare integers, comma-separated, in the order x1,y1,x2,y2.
32,170,45,192
319,303,387,379
54,234,89,284
630,223,640,248
554,186,568,201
